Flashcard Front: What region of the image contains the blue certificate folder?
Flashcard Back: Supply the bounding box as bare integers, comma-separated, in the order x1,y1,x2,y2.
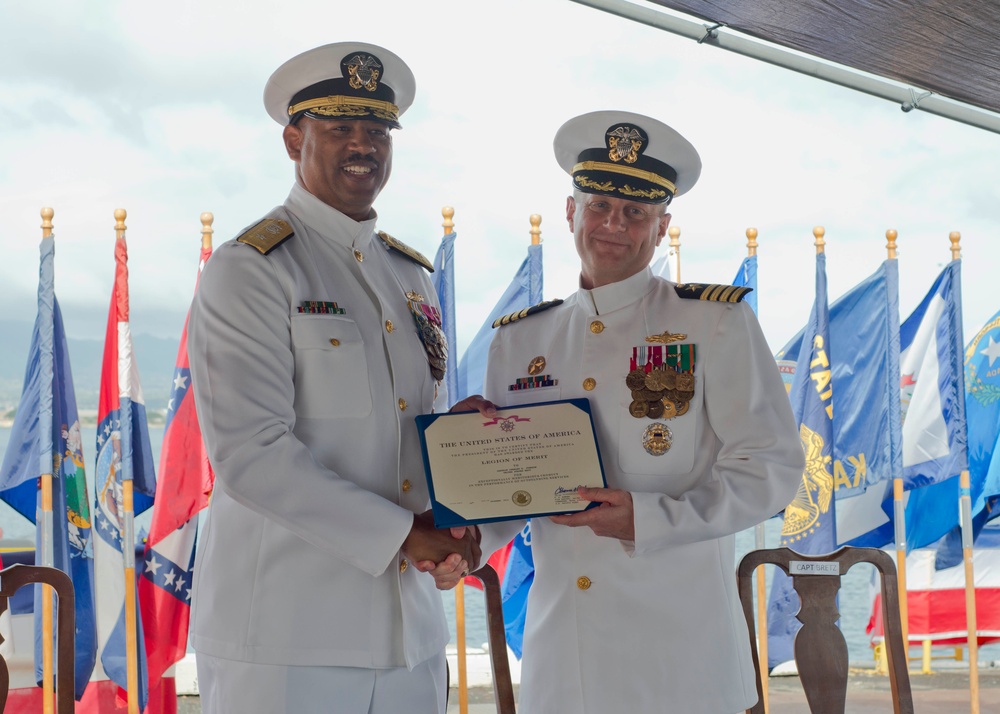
415,397,607,528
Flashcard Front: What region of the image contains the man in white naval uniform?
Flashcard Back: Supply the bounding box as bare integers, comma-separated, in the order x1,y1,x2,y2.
187,43,482,714
434,111,804,713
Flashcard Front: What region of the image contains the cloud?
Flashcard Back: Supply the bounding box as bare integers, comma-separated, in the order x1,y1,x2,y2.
1,0,998,354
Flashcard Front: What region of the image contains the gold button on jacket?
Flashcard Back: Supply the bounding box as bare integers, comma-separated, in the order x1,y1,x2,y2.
401,479,412,492
576,576,591,590
399,559,408,573
589,321,604,334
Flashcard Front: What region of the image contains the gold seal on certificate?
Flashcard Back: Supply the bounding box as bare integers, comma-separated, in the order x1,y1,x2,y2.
415,398,607,527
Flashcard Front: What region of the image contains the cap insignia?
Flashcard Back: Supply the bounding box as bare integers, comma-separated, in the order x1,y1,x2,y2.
607,125,646,164
345,53,382,92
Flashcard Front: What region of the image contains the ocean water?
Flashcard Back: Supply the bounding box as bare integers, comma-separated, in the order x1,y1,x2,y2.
2,425,998,667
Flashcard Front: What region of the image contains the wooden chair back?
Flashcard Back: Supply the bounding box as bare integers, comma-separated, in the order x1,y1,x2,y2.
468,564,516,714
0,563,76,714
737,546,913,714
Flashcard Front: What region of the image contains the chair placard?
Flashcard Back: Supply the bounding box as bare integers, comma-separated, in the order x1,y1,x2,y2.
789,560,840,575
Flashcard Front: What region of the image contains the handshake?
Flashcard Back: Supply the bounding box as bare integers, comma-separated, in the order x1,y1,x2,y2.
402,509,482,590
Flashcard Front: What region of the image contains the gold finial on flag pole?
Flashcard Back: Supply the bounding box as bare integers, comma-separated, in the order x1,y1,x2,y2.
746,227,758,257
530,213,542,245
442,206,455,236
201,212,214,250
115,208,127,238
813,226,826,254
886,229,898,260
668,225,681,283
41,206,54,238
950,231,962,261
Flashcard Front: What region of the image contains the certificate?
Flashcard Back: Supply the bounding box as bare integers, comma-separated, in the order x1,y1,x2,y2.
415,398,607,528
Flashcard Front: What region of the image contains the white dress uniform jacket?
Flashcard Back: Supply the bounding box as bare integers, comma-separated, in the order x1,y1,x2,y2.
188,182,449,670
480,267,804,714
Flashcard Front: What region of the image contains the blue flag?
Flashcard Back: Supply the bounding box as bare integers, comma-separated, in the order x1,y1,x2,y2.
964,307,1000,516
498,522,534,659
933,307,1000,568
896,261,969,550
772,260,903,546
767,250,836,669
732,254,758,316
455,242,542,401
432,229,459,405
0,235,98,698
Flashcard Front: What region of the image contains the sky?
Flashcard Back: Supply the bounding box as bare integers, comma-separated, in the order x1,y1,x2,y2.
2,0,999,359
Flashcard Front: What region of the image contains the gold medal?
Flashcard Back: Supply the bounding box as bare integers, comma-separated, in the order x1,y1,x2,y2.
528,356,546,375
629,399,650,418
644,369,670,391
675,401,690,417
646,399,664,419
642,422,673,456
661,399,678,419
626,369,647,390
677,373,695,391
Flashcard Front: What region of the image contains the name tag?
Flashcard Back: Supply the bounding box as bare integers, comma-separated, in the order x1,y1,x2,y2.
790,561,840,575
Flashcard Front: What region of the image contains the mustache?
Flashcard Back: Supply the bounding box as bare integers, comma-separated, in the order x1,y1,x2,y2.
342,152,379,168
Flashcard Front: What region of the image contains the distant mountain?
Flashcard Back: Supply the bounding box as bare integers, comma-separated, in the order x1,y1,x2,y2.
0,319,179,413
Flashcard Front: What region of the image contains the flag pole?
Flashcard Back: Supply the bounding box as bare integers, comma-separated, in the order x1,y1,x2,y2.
668,225,681,283
746,227,769,712
887,229,911,665
445,204,470,714
115,209,142,714
951,230,980,714
530,213,541,246
960,469,980,713
39,206,56,714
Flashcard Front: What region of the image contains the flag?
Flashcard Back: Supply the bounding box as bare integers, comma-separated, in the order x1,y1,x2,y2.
92,231,156,711
895,261,968,550
432,228,458,404
767,249,836,669
455,242,542,402
467,521,534,660
732,254,758,316
0,232,98,698
771,260,904,547
651,243,679,283
139,242,214,691
964,307,1000,517
869,525,1000,649
931,307,1000,567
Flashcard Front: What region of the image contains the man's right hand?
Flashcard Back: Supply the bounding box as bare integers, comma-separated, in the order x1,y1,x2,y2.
402,510,481,577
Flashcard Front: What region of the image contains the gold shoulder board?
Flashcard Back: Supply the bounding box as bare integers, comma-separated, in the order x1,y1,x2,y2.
674,282,752,303
236,218,294,255
377,231,434,272
492,299,565,328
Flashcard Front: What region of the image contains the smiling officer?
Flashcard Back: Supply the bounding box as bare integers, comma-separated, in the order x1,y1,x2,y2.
187,42,481,714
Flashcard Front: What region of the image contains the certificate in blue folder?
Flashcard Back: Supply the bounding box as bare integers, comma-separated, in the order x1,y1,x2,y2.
415,398,607,528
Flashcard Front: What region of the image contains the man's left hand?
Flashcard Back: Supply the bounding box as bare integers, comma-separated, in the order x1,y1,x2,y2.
549,486,635,541
450,394,497,418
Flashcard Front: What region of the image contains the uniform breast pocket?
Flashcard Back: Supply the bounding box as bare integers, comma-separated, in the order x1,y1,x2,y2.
617,396,699,475
291,316,372,419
